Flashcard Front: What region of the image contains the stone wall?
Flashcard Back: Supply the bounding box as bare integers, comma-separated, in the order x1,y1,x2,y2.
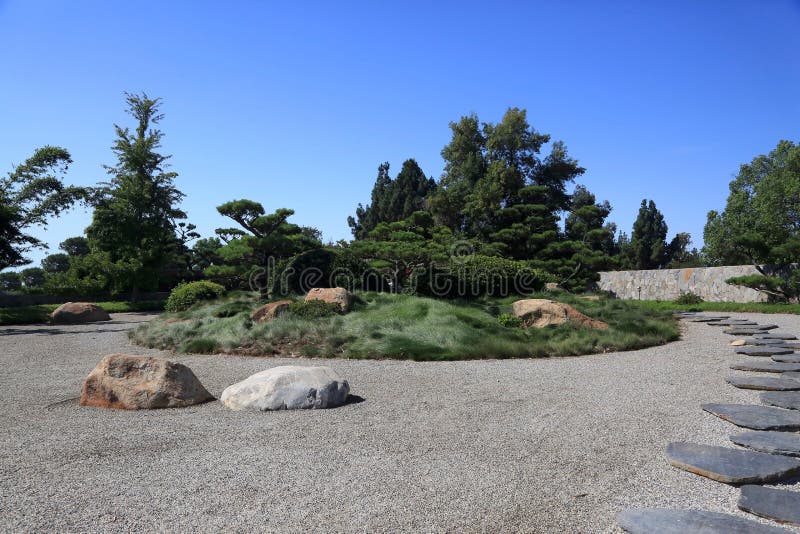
597,265,770,302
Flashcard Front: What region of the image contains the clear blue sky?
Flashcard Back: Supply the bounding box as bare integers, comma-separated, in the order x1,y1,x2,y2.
2,0,799,268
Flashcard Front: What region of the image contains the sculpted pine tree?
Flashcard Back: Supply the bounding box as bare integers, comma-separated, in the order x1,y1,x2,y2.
86,93,189,298
0,146,87,270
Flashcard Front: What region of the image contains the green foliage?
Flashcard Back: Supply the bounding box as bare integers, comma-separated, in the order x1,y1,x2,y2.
630,299,800,315
85,93,189,296
704,140,800,266
41,253,70,275
288,299,340,318
59,236,90,257
417,254,551,298
623,199,668,269
674,291,704,305
165,281,226,312
19,267,45,288
497,313,522,328
213,300,253,318
0,271,22,292
348,159,436,239
179,338,219,354
0,146,88,270
211,200,322,292
726,273,800,303
131,292,679,360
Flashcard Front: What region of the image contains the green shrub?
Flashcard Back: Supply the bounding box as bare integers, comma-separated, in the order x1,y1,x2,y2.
180,337,219,354
497,313,522,328
288,299,340,318
674,291,703,305
165,281,226,312
415,255,552,298
214,300,252,318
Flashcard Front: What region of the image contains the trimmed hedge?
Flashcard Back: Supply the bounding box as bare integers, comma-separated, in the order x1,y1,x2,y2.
165,281,226,312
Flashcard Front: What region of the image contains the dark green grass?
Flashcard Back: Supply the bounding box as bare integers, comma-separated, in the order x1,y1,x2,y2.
630,300,800,315
130,291,679,361
0,300,165,325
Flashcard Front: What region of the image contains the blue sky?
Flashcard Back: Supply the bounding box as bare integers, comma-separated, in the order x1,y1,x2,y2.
1,0,799,268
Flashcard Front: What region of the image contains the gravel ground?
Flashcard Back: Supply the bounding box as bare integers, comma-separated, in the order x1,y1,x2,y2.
2,311,800,533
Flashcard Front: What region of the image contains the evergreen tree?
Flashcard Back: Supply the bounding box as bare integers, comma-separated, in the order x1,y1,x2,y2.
59,236,90,257
348,159,435,239
626,199,668,269
41,253,71,274
86,93,188,298
0,146,87,270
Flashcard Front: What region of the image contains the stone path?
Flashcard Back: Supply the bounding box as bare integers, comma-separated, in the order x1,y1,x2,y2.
620,312,800,532
739,485,800,527
731,431,800,457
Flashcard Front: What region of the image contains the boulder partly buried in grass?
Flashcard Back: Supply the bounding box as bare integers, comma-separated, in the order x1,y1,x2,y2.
51,302,111,324
220,365,349,411
304,287,354,313
511,299,608,329
250,300,292,323
80,354,214,409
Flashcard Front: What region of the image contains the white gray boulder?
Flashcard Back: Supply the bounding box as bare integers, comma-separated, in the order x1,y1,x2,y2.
220,365,349,411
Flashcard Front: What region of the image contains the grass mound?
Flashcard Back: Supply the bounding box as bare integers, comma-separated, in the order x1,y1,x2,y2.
130,292,679,360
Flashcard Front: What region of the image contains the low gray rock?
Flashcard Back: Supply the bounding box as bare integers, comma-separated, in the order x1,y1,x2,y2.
220,365,350,411
755,333,798,340
773,355,800,363
747,338,792,346
731,431,800,457
708,319,758,326
739,485,800,527
727,376,800,391
51,302,111,324
735,346,794,356
687,316,729,322
617,508,790,534
665,441,800,484
702,403,800,430
761,391,800,410
725,328,769,335
730,362,800,373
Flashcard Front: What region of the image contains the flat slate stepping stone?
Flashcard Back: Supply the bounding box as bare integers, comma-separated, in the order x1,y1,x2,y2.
773,355,800,363
756,333,798,340
726,376,800,391
665,442,800,484
748,338,794,346
761,391,800,410
739,485,800,527
709,320,759,326
702,403,800,430
731,431,800,457
725,328,770,335
735,346,795,356
617,508,791,533
730,361,800,373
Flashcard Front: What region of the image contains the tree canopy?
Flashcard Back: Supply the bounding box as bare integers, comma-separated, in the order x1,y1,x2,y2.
0,146,87,270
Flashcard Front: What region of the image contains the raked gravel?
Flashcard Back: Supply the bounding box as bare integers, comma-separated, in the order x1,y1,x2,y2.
2,312,800,533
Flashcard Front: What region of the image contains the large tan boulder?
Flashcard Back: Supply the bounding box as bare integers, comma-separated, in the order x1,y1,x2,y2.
511,299,608,329
79,354,214,410
250,300,292,323
51,302,111,324
304,287,353,313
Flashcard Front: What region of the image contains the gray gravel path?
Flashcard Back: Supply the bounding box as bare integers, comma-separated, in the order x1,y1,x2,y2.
2,311,800,533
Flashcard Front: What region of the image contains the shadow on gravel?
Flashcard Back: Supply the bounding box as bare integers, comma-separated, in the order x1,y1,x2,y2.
344,394,366,406
0,326,135,336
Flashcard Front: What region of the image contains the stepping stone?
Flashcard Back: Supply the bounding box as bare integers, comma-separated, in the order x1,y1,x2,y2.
755,333,798,340
730,339,747,346
773,355,800,363
617,508,791,534
688,317,728,322
761,391,800,410
709,320,759,326
665,442,800,484
731,431,800,457
748,338,794,346
725,328,770,335
739,485,800,527
778,342,800,349
754,324,780,330
727,376,800,391
702,403,800,430
735,346,795,356
730,362,800,373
